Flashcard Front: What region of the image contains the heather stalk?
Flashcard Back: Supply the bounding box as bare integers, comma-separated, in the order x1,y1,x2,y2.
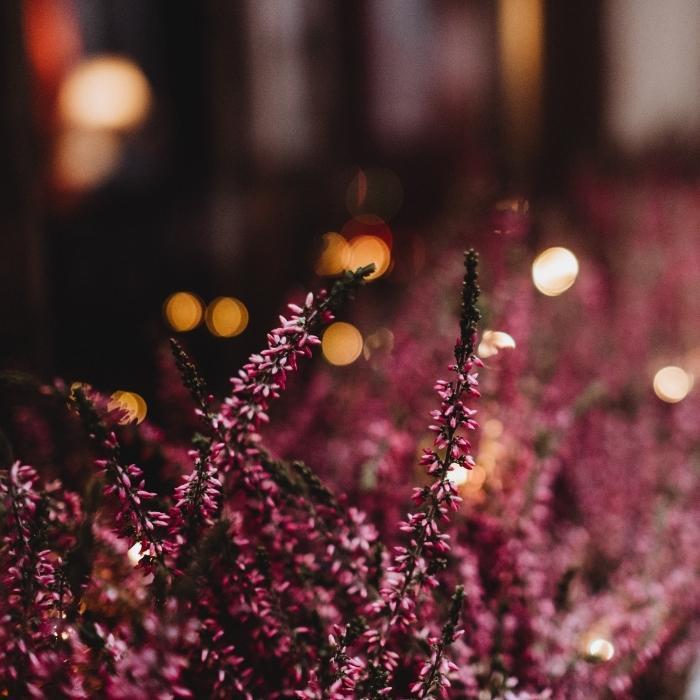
71,388,169,563
169,335,378,606
168,337,219,432
357,250,481,696
219,265,375,483
169,266,374,526
393,250,481,602
411,585,465,698
168,439,224,567
61,477,101,614
0,463,60,696
268,456,381,603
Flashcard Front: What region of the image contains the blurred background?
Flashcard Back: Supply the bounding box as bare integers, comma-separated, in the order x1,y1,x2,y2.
2,0,700,414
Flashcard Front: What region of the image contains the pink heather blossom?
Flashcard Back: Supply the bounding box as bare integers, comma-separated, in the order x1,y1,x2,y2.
2,182,700,700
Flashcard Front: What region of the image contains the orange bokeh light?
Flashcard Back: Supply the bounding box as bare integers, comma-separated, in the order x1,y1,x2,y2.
163,292,203,332
322,322,364,366
205,297,249,338
347,236,391,281
315,232,351,276
109,391,147,425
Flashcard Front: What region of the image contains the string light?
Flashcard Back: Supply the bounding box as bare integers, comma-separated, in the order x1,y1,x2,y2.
205,297,249,338
653,366,693,403
532,247,579,296
322,322,363,366
163,292,203,332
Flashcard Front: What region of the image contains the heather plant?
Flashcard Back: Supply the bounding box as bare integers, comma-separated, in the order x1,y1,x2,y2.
2,179,700,700
264,182,700,698
0,258,484,698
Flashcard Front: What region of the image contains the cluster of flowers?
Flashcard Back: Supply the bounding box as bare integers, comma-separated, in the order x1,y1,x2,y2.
0,258,484,698
2,177,699,698
266,178,700,698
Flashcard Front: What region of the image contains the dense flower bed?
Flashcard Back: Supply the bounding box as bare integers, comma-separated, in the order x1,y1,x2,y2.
2,182,699,698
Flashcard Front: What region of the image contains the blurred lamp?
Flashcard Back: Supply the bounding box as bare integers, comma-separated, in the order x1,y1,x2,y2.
127,543,144,566
53,128,122,190
447,463,470,487
315,233,351,276
348,235,391,281
478,330,516,359
58,55,151,131
532,247,579,296
586,637,615,662
653,366,693,403
205,297,249,338
322,322,363,366
164,292,203,332
109,391,147,425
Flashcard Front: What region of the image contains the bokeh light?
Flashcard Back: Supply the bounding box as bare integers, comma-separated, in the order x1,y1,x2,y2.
653,366,693,403
483,418,504,439
69,381,92,399
345,168,403,221
163,292,203,332
315,232,351,276
461,464,487,493
127,543,144,566
447,462,470,487
478,330,516,358
109,391,147,425
363,327,395,361
322,322,364,366
495,197,529,214
58,55,152,131
586,638,615,662
341,217,393,250
205,297,249,338
348,235,391,281
531,247,579,296
53,128,122,190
